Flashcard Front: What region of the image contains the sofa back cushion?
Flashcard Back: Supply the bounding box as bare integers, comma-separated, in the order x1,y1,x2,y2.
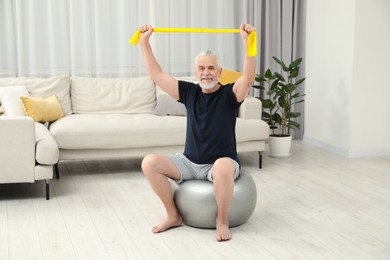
70,76,156,114
153,76,195,116
0,75,72,115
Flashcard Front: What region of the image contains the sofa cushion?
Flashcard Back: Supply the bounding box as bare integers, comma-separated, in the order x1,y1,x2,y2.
49,114,268,150
49,114,187,149
153,76,196,116
236,118,270,141
21,95,64,122
0,85,30,116
219,69,242,85
70,76,156,114
0,75,72,115
153,86,186,116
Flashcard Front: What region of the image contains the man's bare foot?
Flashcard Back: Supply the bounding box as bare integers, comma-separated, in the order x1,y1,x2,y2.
216,223,232,241
152,215,183,233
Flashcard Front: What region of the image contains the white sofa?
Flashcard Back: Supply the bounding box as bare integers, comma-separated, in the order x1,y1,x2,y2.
0,75,270,199
0,116,58,200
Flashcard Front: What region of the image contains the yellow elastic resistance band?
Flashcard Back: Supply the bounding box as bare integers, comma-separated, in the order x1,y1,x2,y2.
129,28,257,57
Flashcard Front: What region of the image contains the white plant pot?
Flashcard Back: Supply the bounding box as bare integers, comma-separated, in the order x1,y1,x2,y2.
268,135,292,157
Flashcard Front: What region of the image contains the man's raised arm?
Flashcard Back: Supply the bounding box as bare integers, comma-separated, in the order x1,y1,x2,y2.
233,23,257,103
139,25,179,100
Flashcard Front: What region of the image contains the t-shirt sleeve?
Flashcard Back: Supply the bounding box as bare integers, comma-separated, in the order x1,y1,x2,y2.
178,80,197,105
225,83,243,109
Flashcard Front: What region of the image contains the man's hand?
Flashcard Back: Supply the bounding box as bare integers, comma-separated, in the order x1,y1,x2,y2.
233,23,257,102
139,24,153,45
240,23,256,45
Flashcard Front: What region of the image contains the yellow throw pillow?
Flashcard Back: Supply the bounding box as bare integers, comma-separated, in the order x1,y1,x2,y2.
219,69,243,85
20,95,64,122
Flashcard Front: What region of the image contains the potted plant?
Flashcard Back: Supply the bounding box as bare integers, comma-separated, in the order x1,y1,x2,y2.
253,56,305,157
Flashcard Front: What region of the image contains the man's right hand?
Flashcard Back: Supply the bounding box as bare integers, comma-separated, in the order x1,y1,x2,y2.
139,24,153,45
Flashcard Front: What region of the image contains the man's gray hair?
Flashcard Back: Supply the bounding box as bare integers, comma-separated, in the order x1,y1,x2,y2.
195,50,221,68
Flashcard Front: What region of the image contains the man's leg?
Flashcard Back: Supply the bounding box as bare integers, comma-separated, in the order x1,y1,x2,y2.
141,154,183,233
212,158,236,241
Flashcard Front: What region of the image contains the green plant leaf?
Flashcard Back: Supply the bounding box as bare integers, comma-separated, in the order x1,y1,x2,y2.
291,99,305,105
251,85,264,90
273,113,282,124
290,57,302,68
270,79,279,90
278,97,289,108
286,83,297,93
262,111,270,116
288,120,301,129
273,56,288,71
262,99,274,108
267,88,276,96
290,93,300,99
289,70,299,78
255,75,266,82
288,112,301,118
295,77,306,85
265,69,273,79
274,72,285,82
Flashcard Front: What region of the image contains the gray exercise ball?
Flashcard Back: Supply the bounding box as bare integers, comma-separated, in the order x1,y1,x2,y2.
171,169,257,229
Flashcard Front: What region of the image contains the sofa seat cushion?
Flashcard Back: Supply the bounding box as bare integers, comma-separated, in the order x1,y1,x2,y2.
50,114,269,151
49,114,187,149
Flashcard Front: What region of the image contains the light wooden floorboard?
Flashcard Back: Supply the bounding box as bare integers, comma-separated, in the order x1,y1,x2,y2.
1,140,390,259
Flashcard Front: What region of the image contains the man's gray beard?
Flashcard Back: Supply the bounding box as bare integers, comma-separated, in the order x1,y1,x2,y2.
198,80,218,90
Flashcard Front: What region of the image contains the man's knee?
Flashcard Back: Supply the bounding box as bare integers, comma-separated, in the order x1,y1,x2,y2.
214,158,235,172
141,154,159,173
142,154,179,179
213,158,235,179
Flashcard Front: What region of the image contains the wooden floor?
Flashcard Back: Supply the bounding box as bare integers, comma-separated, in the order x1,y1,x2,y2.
0,141,389,259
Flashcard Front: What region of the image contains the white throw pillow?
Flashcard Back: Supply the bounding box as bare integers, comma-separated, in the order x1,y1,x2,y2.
0,86,30,116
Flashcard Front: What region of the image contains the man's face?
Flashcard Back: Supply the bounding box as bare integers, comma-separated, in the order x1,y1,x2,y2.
195,56,221,90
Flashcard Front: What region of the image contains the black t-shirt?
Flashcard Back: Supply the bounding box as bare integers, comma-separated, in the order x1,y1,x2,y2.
178,80,242,165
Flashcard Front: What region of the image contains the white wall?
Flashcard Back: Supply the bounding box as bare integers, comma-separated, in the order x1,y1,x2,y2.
304,0,390,157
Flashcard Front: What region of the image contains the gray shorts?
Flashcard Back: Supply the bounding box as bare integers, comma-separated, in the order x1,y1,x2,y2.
168,153,240,183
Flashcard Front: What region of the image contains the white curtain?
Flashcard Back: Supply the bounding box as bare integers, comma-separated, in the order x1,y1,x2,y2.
0,0,245,78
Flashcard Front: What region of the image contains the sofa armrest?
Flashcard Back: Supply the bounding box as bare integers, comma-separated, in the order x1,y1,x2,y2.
238,96,262,119
0,116,36,183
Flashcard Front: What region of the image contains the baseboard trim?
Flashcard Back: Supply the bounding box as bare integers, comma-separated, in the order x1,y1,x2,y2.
303,136,390,158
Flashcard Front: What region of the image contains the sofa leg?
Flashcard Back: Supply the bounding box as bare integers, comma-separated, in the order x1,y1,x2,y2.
258,151,263,169
46,180,50,200
54,163,60,179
